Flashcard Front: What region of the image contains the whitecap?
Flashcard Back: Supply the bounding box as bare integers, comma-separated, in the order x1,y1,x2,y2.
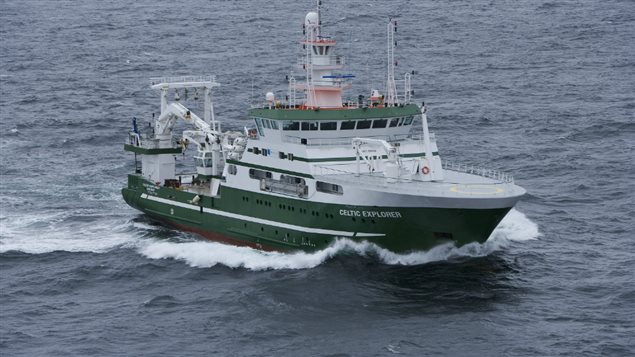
0,213,138,254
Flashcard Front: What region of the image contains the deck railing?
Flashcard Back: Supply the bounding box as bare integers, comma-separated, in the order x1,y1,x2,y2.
441,160,514,183
150,75,217,86
313,160,514,185
281,133,433,147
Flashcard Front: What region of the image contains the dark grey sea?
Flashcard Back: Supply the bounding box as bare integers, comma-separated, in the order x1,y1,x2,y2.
1,0,634,356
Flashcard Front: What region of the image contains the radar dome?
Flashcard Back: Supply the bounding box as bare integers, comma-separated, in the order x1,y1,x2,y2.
265,92,275,102
305,12,319,26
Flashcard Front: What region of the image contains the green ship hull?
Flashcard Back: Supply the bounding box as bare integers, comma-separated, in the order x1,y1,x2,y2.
123,175,510,253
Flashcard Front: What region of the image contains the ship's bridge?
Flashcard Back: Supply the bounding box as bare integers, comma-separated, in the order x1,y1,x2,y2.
247,104,421,144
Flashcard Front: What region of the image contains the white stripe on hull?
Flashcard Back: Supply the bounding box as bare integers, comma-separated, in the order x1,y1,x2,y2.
141,194,385,238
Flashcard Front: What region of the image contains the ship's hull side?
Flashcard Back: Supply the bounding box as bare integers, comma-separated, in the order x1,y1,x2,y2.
122,175,511,253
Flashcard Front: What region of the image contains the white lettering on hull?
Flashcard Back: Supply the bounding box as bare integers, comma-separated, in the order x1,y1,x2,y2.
339,209,401,219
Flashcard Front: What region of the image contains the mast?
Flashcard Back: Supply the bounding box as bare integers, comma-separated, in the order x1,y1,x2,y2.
299,0,348,109
385,19,398,107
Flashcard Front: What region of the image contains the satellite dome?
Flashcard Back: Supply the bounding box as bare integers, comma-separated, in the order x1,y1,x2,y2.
305,12,319,26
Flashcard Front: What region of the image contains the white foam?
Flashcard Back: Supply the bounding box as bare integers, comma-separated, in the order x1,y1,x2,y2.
1,207,539,270
488,208,541,242
137,208,540,270
0,212,138,254
139,239,349,270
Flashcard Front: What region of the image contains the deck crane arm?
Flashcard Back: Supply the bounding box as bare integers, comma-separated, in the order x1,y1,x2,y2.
352,138,399,163
154,102,212,137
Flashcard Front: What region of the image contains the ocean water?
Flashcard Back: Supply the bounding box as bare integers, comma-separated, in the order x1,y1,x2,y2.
1,0,634,356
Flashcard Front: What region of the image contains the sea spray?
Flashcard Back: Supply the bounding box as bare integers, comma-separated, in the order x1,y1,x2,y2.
137,209,540,270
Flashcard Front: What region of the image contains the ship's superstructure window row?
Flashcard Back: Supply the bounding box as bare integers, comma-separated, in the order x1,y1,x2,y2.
274,116,414,131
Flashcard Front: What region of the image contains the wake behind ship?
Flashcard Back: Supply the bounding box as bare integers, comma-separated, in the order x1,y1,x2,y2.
122,3,526,253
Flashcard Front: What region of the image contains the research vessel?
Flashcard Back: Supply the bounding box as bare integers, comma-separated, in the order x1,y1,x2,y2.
122,4,526,253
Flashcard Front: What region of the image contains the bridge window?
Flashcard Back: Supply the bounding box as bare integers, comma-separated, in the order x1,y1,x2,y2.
389,118,400,127
283,121,300,131
340,121,356,130
301,121,318,131
404,116,414,125
316,181,343,195
372,119,388,128
263,119,271,129
255,118,265,136
270,120,279,130
356,120,372,129
320,121,337,130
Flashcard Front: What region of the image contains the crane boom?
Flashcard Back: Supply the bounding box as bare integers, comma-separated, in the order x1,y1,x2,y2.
155,102,212,136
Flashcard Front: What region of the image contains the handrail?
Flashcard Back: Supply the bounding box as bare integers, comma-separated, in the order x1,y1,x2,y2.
128,132,142,147
150,75,217,86
314,163,514,186
281,133,433,147
442,160,514,183
297,55,345,67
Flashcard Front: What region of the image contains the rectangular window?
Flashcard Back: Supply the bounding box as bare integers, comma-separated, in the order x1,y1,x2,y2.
255,118,265,136
320,121,337,130
404,116,414,125
356,120,372,129
397,117,404,126
372,119,388,128
389,118,400,127
249,168,271,180
263,119,271,129
283,121,299,131
340,121,356,130
316,181,343,195
270,120,279,130
301,121,318,131
280,175,306,185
